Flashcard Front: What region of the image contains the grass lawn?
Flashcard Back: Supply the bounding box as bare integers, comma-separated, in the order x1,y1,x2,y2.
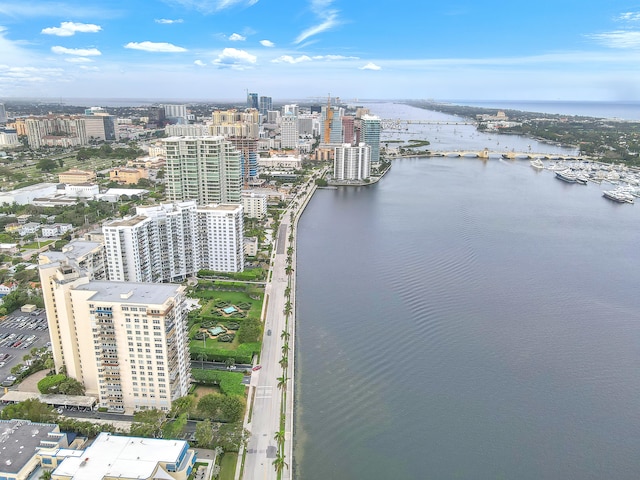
219,453,238,480
21,240,53,250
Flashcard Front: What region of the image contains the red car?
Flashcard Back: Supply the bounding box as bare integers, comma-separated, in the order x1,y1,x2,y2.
252,365,262,371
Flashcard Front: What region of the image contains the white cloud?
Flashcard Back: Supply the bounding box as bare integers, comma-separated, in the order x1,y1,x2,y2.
587,31,640,49
194,59,206,66
260,40,274,47
79,65,99,71
312,54,359,61
619,12,640,22
360,62,381,70
64,57,93,63
162,0,258,14
295,11,338,44
229,33,246,41
294,0,340,44
41,21,101,36
124,41,187,52
0,65,64,85
213,47,257,68
155,18,183,24
51,46,101,56
272,55,312,64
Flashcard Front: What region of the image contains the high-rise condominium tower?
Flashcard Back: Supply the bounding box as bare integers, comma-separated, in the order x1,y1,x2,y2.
103,201,244,282
38,261,191,412
334,143,371,181
163,136,242,204
280,114,299,149
259,96,272,117
359,115,381,163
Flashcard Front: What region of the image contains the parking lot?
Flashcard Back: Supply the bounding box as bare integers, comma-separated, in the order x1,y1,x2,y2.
0,309,50,385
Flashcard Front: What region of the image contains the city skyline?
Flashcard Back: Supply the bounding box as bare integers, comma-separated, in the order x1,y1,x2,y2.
1,1,640,101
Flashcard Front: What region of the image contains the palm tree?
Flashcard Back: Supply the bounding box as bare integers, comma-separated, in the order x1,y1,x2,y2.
280,330,290,341
40,470,52,480
272,454,288,474
284,286,291,298
279,356,288,369
281,343,290,355
283,301,292,317
196,353,206,368
276,375,287,391
286,246,294,256
284,265,294,276
274,429,285,448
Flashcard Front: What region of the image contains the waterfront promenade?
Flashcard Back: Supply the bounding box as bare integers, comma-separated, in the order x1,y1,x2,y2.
238,168,325,480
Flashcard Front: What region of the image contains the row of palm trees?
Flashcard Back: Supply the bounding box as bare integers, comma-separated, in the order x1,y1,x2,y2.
273,221,296,477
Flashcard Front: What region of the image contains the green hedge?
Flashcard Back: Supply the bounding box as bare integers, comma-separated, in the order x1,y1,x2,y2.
191,369,246,396
190,343,260,365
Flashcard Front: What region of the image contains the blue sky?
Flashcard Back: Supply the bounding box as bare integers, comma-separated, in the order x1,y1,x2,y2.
1,0,640,101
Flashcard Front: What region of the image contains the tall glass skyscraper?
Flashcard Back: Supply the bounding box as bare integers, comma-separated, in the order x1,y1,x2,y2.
247,93,259,109
360,115,381,163
259,96,272,116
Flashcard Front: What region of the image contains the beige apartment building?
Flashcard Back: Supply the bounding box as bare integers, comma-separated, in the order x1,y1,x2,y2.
39,257,191,413
109,166,148,185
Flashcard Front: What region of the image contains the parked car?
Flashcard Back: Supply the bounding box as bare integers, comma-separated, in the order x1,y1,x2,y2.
252,365,262,371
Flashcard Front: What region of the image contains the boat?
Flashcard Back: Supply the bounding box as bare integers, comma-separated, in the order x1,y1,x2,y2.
530,158,544,170
602,190,634,204
555,170,577,183
575,175,588,185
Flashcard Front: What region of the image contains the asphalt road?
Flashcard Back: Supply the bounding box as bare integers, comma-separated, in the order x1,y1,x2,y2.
242,175,320,480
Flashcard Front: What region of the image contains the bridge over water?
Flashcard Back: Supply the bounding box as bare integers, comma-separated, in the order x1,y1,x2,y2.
392,149,586,160
382,119,475,127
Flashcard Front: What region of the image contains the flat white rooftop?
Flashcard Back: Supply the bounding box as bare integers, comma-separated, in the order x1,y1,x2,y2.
75,280,182,305
54,432,189,480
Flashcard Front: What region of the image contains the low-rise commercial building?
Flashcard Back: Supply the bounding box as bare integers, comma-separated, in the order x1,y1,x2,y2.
50,432,196,480
58,169,96,185
0,419,68,480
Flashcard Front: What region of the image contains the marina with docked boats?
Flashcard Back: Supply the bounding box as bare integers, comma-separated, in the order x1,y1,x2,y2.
532,158,639,204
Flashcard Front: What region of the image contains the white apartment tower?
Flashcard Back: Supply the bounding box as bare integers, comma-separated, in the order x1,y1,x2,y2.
103,201,244,282
334,143,371,181
0,103,6,124
241,191,267,219
280,114,298,149
38,262,191,413
163,136,242,204
163,104,188,120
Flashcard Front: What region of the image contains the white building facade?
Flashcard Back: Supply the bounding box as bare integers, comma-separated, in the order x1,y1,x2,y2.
334,143,371,181
280,115,298,149
241,191,267,219
103,201,244,282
